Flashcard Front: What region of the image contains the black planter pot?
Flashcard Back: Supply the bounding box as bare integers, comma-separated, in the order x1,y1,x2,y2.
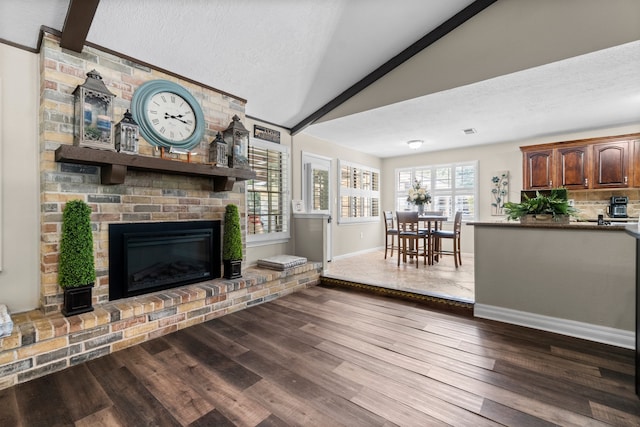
62,283,94,317
223,259,242,279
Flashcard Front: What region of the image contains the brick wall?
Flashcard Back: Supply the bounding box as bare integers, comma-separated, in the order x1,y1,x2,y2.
39,33,246,313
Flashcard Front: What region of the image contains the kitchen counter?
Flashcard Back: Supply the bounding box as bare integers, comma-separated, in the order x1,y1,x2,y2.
472,221,635,349
468,220,631,231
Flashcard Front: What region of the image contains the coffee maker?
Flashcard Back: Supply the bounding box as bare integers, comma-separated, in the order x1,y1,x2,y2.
608,196,628,218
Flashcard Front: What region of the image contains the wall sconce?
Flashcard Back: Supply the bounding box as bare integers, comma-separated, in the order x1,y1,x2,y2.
223,115,250,169
73,69,116,150
114,109,139,154
407,139,423,149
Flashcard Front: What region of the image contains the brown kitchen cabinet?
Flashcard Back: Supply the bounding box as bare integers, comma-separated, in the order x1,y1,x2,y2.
556,145,589,189
592,141,629,188
633,139,640,187
523,149,554,190
521,133,640,190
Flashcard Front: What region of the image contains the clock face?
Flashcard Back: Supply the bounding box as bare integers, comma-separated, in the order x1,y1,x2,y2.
131,80,206,150
146,91,196,143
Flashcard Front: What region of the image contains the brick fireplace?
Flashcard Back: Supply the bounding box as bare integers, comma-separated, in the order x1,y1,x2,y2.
0,33,321,391
38,32,247,313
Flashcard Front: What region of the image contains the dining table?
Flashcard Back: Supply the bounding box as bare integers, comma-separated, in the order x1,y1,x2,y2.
418,214,448,265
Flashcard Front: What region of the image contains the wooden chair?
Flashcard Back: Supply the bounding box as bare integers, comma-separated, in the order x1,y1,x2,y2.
420,210,445,262
383,211,398,259
431,211,463,268
396,211,428,268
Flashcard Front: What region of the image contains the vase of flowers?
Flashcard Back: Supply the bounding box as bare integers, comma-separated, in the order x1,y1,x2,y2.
407,179,431,214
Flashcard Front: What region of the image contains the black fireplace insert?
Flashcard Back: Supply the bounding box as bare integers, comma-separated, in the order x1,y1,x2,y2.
109,221,221,300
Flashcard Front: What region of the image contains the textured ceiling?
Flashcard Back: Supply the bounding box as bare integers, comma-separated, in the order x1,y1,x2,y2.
0,0,638,158
305,40,640,157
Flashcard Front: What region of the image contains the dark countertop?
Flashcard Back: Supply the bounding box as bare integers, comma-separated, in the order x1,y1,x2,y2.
468,220,630,231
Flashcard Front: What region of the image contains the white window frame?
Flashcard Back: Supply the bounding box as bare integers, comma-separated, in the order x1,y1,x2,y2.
246,138,291,246
395,161,478,222
338,160,380,224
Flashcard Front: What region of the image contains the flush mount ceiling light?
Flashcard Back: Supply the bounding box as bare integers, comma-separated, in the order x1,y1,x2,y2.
407,139,423,149
463,128,477,135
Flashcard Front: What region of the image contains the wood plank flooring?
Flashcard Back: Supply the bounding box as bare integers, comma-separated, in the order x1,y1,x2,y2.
1,284,638,426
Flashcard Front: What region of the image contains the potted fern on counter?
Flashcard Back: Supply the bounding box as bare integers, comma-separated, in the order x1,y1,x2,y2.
222,203,243,279
58,199,96,316
503,189,578,223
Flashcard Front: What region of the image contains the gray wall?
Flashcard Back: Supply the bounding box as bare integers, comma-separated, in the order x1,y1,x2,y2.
474,225,635,334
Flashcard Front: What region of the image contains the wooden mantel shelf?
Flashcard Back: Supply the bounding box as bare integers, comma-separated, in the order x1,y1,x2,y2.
55,145,256,191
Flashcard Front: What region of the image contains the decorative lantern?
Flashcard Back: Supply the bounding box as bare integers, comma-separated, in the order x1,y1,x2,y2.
223,115,249,168
114,110,139,154
209,131,228,167
73,69,116,150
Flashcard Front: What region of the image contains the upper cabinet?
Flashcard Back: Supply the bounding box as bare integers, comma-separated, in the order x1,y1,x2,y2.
592,141,629,188
523,149,554,190
521,133,639,190
557,145,589,189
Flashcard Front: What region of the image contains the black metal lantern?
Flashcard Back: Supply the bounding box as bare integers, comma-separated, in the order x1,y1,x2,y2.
223,115,249,168
114,109,139,154
209,131,228,167
72,69,116,150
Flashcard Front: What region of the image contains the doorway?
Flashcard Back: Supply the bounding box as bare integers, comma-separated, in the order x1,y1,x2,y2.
302,152,332,262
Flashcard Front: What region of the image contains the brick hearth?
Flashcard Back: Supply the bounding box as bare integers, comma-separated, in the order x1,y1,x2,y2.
0,263,321,390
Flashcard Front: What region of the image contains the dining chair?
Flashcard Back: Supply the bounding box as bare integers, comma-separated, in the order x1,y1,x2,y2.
431,211,463,268
383,211,398,259
396,211,428,268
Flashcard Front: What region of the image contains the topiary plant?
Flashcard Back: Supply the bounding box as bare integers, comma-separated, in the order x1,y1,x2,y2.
222,204,243,279
223,204,243,260
58,199,96,288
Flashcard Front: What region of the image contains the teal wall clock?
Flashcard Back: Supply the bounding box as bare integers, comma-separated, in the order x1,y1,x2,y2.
131,80,206,150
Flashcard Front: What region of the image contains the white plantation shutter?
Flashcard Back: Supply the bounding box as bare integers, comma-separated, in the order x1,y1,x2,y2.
247,139,290,243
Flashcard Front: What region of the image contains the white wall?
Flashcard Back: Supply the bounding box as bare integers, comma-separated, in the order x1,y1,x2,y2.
292,132,382,258
0,44,40,313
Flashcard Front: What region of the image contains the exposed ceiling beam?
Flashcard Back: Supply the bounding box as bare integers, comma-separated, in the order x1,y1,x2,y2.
60,0,100,52
290,0,498,135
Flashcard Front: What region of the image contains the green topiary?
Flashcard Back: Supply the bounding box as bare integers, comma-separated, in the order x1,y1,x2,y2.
222,203,243,261
58,199,96,288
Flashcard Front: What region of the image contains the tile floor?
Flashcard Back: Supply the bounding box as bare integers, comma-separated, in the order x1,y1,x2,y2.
323,248,474,302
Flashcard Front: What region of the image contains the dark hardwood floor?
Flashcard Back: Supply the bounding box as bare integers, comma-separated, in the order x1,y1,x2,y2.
1,284,638,426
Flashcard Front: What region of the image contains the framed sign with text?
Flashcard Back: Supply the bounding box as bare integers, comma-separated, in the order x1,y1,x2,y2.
254,125,280,144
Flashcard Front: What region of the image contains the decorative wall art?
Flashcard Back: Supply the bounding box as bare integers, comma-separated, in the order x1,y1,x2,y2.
491,171,509,215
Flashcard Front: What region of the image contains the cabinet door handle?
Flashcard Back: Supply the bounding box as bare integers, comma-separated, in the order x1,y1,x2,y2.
624,176,628,184
584,178,588,187
549,180,553,187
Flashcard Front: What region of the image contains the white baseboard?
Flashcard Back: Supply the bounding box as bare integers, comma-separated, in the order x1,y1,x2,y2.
331,246,383,261
474,304,635,349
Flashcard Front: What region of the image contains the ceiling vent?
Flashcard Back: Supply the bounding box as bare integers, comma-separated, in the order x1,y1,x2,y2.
463,128,477,135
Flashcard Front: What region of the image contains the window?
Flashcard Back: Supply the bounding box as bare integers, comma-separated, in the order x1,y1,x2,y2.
247,139,290,244
338,160,380,223
395,161,477,221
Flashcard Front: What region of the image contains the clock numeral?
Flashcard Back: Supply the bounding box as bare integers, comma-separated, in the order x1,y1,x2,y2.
160,95,167,103
170,131,175,140
152,101,160,106
149,110,158,115
159,126,166,134
152,118,160,125
187,119,194,125
170,95,176,103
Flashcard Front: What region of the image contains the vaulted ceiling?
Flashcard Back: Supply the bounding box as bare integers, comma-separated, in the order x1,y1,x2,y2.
1,0,639,158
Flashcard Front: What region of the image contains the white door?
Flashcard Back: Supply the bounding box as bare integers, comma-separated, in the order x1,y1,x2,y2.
302,152,332,262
